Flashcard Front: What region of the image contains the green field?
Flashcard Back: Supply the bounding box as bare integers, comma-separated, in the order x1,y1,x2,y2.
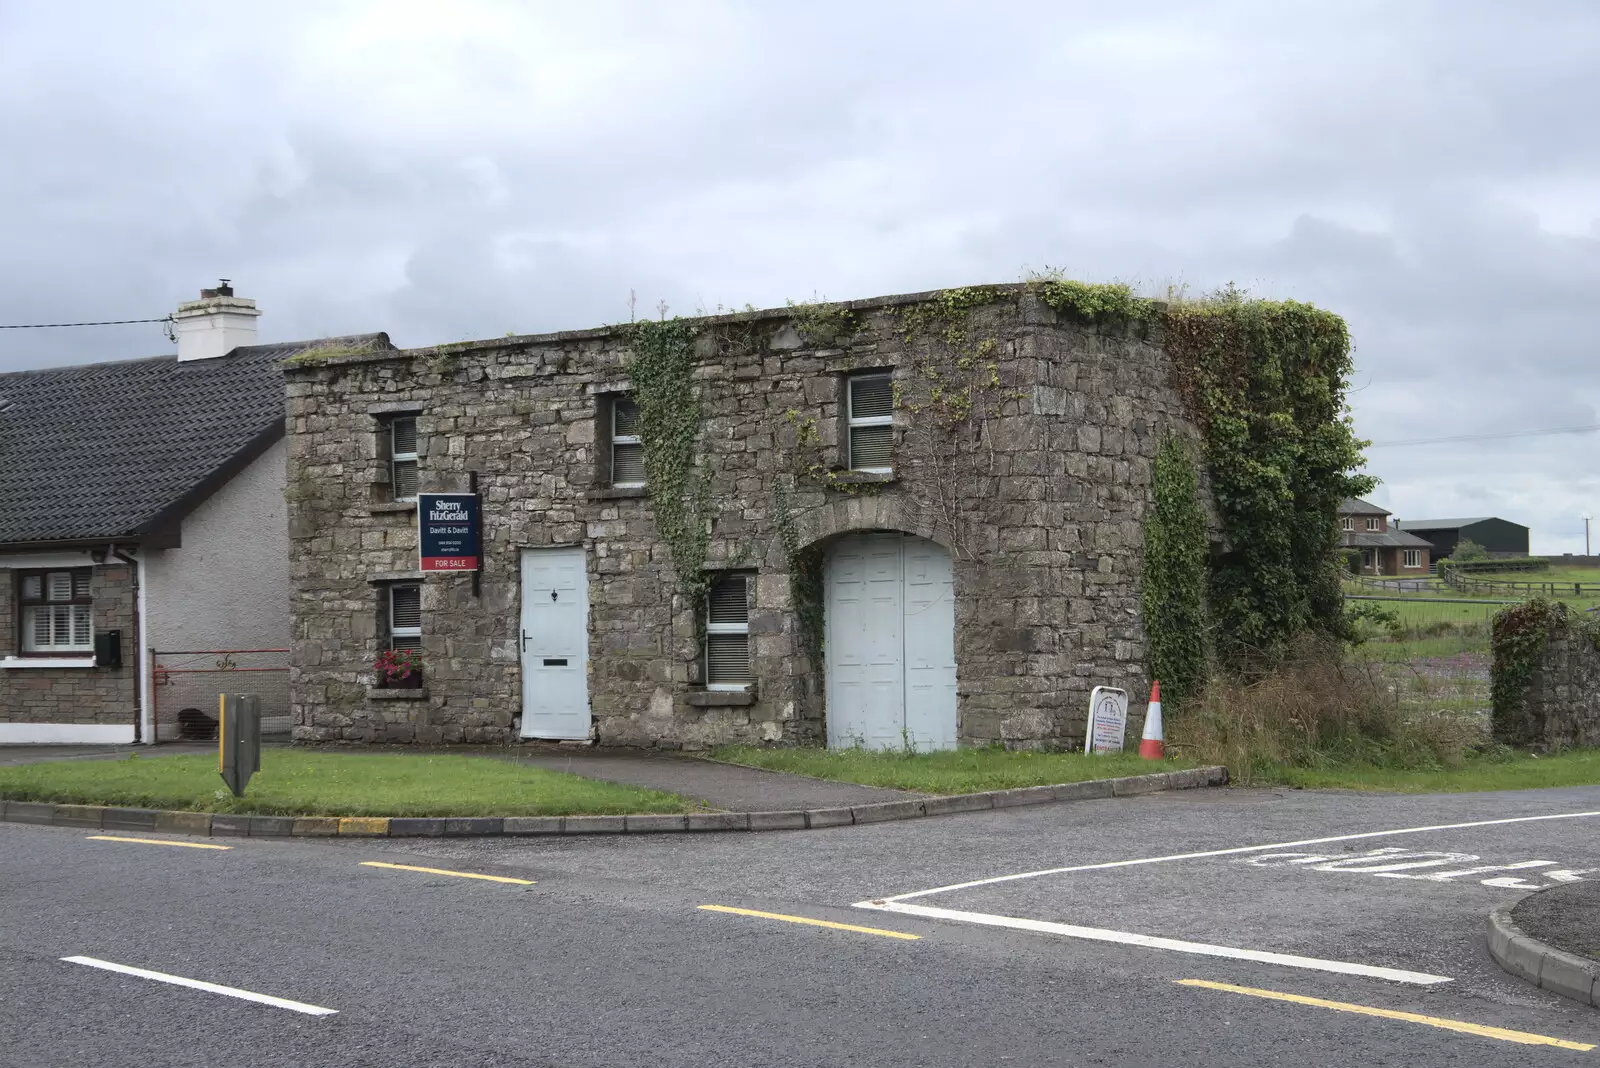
0,750,696,817
711,745,1189,794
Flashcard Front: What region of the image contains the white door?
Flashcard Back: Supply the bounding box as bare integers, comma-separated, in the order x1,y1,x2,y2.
825,533,956,750
520,547,591,739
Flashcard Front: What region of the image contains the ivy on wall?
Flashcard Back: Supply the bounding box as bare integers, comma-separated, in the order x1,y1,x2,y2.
1037,277,1372,677
624,280,1371,692
1141,433,1210,712
1161,289,1373,671
772,479,825,661
1490,598,1600,740
891,286,1014,558
626,319,713,602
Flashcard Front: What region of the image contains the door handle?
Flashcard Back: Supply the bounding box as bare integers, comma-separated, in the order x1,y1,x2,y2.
521,629,531,652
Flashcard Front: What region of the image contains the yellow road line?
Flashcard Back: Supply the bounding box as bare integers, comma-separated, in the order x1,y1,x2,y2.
699,904,921,940
86,835,231,851
1176,979,1595,1051
359,861,534,885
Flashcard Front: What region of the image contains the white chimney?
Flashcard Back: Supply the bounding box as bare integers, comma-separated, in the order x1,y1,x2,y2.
173,280,261,361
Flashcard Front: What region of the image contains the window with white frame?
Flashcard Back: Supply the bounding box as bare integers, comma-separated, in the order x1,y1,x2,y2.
1361,549,1376,570
1403,549,1421,569
611,397,645,487
1365,516,1381,531
19,569,93,654
389,416,419,501
705,573,751,689
1341,517,1354,531
847,373,893,472
389,584,422,651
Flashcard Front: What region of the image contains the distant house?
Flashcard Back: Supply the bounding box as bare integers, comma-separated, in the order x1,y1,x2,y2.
1394,516,1530,560
1337,498,1432,576
0,283,390,744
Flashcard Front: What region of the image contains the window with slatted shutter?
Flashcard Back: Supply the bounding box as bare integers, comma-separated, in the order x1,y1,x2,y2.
611,397,646,486
18,568,94,653
389,584,422,651
848,373,894,471
705,573,751,688
390,416,419,501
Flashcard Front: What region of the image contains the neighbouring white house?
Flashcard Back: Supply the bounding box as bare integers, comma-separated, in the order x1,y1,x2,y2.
0,282,392,743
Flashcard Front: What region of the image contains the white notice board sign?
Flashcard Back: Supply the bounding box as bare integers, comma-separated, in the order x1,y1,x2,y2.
1085,686,1129,754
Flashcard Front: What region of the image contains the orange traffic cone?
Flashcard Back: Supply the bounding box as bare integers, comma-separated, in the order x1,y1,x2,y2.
1138,681,1164,759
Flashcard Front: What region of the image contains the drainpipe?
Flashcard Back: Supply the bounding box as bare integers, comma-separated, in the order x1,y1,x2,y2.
113,547,152,745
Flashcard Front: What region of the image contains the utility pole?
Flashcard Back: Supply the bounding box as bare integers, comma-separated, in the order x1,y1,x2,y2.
1586,516,1592,556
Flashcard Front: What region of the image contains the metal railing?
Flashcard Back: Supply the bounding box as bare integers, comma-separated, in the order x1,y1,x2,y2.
150,648,289,742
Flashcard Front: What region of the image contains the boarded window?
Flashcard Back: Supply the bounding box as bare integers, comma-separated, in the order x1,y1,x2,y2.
847,373,893,471
705,573,751,687
19,568,93,654
390,416,419,500
389,584,422,651
612,397,645,486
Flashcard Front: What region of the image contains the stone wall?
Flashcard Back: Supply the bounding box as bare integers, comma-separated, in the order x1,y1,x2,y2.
284,285,1195,749
0,562,138,726
1497,613,1600,750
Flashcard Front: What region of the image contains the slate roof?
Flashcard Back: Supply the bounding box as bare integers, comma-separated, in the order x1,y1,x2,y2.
0,334,391,545
1340,530,1432,549
1395,517,1512,531
1338,497,1390,516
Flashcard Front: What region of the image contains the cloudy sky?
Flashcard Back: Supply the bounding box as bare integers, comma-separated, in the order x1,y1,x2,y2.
2,1,1596,551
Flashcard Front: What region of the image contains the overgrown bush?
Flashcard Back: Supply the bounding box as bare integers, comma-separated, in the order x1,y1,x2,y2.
1169,636,1488,783
1343,601,1401,644
1449,538,1490,563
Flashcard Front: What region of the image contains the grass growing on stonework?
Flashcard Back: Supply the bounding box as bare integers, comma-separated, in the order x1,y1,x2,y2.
0,750,695,817
710,744,1192,794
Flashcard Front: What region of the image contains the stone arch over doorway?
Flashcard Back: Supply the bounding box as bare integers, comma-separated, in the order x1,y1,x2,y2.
759,496,954,572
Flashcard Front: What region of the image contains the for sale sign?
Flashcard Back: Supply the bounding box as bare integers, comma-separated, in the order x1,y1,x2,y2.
418,492,481,572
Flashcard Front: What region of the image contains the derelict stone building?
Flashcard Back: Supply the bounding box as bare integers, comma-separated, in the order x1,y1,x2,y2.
284,284,1191,749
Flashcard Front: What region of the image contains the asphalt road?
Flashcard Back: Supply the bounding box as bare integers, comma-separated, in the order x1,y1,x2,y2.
4,784,1600,1066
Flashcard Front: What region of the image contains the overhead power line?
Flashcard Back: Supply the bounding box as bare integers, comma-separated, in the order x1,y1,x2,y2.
0,316,173,329
1367,423,1600,448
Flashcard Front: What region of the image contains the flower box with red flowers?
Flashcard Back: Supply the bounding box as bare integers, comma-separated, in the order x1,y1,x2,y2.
374,648,424,689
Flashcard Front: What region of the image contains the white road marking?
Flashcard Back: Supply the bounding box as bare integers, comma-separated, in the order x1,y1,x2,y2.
870,809,1600,902
61,956,338,1016
853,901,1452,985
1395,861,1556,882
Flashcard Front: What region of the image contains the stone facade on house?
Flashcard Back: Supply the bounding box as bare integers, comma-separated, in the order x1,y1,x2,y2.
0,562,138,727
284,284,1196,750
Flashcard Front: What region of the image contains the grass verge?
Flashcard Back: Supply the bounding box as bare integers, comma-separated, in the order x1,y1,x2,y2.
1269,749,1600,792
710,745,1190,794
0,750,695,817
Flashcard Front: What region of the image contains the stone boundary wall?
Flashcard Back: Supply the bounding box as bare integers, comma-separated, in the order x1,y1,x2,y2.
1496,610,1600,750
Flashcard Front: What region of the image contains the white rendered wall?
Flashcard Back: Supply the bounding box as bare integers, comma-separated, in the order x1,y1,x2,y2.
145,438,289,654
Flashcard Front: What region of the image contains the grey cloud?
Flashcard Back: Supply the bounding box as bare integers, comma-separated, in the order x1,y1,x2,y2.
1,1,1597,547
